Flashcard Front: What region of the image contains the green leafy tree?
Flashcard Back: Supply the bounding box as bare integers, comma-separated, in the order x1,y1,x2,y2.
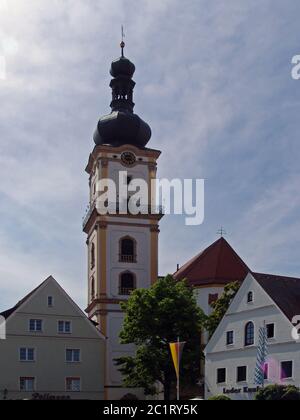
208,395,231,401
115,275,206,400
205,281,240,338
255,384,300,401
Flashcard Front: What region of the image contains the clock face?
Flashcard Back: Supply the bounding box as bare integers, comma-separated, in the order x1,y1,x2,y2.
121,151,136,166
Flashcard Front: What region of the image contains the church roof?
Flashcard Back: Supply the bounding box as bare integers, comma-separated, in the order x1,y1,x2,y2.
174,237,251,287
254,272,300,322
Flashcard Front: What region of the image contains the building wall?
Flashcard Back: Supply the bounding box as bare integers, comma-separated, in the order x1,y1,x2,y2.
205,274,299,400
195,286,224,316
0,279,105,400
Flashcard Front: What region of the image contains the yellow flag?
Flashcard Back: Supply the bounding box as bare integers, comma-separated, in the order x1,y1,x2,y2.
169,341,186,379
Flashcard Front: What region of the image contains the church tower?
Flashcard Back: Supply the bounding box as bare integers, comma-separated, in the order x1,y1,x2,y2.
83,41,163,400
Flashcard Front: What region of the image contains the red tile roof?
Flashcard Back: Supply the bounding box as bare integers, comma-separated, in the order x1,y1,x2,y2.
174,237,251,287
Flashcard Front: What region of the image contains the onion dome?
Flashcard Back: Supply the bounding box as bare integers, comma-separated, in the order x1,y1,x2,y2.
94,40,152,148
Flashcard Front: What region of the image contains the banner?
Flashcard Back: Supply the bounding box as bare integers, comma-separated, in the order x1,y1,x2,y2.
170,341,186,379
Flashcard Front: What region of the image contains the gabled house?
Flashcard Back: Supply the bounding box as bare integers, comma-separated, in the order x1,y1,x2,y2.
205,272,300,400
0,276,105,400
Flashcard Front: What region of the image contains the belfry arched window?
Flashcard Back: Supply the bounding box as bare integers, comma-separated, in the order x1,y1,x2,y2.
245,322,255,346
90,243,95,270
119,272,136,296
119,237,136,263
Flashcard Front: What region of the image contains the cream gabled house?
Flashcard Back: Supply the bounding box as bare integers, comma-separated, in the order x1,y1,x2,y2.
205,272,300,400
0,276,105,400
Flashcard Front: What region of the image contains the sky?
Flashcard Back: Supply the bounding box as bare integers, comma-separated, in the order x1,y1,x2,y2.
0,0,300,310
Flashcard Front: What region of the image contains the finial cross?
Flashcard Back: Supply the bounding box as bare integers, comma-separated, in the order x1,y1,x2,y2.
120,25,125,57
217,227,227,237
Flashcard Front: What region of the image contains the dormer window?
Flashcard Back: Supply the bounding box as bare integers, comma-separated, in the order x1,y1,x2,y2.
247,291,253,303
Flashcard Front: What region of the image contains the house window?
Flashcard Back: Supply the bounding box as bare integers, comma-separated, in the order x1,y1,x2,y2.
48,296,53,307
29,319,43,332
266,323,275,339
226,331,234,346
58,321,72,334
264,363,269,380
237,366,247,382
20,348,35,362
245,322,254,346
217,368,226,384
66,349,80,363
119,272,136,295
66,377,81,392
247,292,253,303
90,243,95,270
281,361,293,380
20,377,35,392
208,294,219,306
120,237,136,263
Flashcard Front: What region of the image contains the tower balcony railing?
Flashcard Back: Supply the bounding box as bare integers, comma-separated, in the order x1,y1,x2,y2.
119,287,136,296
120,255,136,263
82,200,97,229
83,201,164,228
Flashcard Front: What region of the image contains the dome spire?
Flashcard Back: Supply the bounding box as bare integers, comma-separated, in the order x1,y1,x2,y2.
120,25,125,58
93,40,152,148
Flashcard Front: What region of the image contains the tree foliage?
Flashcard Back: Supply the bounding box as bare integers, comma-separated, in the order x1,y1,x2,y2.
208,395,231,400
205,281,240,338
115,275,206,400
255,384,300,401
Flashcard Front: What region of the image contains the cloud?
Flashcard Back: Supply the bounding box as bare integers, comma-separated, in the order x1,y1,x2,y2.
0,0,300,310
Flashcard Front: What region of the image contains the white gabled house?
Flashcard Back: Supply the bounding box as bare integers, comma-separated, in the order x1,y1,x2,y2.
205,272,300,400
0,276,106,400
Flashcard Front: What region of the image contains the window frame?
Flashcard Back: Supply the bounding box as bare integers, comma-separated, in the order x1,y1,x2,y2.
266,323,275,339
66,377,81,392
247,291,254,304
264,362,269,381
58,320,72,335
90,276,96,300
217,368,226,385
66,348,81,363
119,271,136,296
119,236,137,264
280,360,294,381
244,321,255,347
237,366,247,383
90,242,96,270
19,347,36,362
29,319,43,333
226,331,234,346
20,377,35,392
